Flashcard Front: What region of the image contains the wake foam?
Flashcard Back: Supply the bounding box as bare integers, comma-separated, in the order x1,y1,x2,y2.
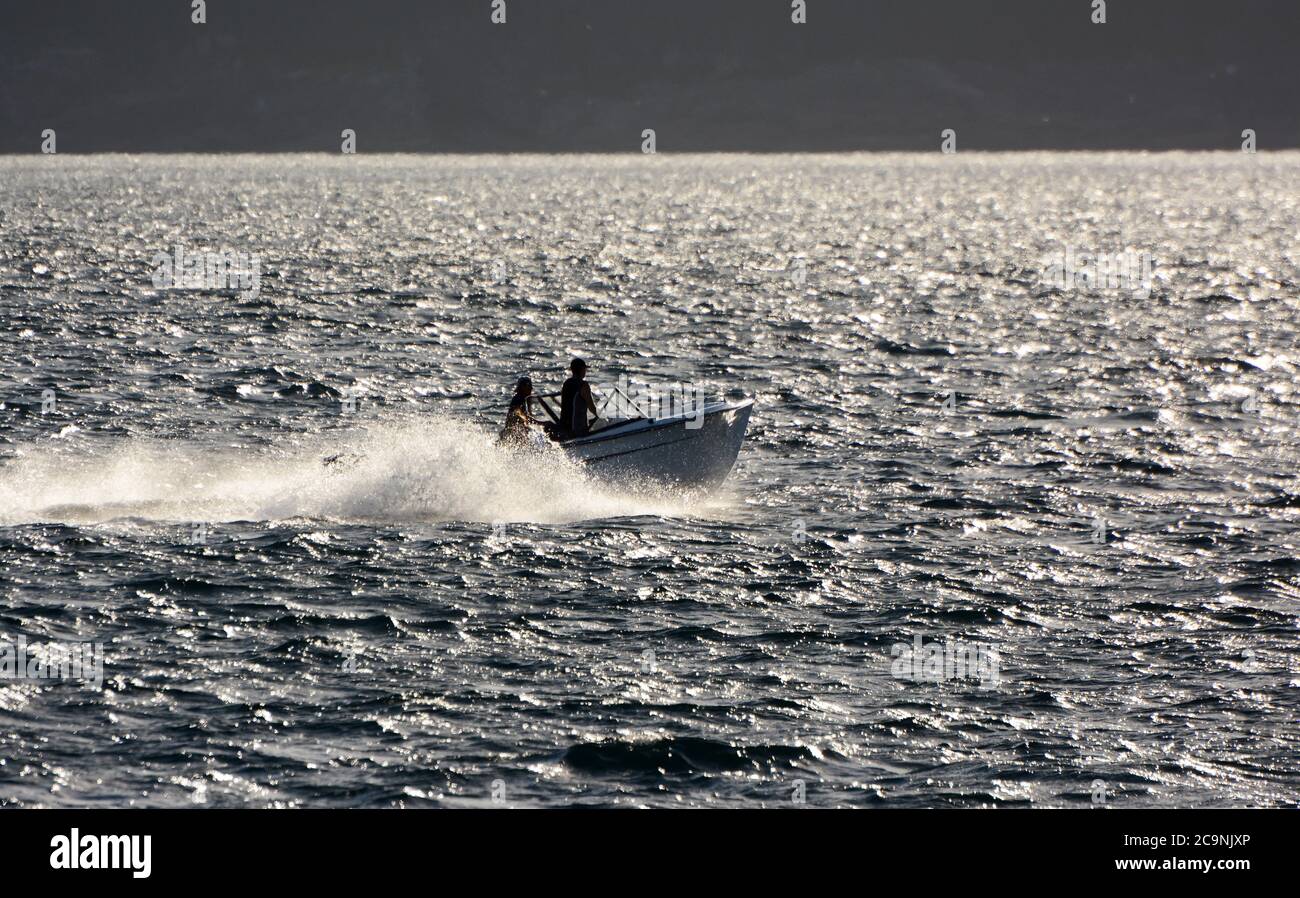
0,417,704,526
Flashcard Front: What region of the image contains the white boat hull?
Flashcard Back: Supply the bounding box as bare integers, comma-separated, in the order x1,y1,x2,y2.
562,399,753,490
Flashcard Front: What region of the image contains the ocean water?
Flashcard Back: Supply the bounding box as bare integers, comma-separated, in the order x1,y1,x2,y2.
0,152,1297,807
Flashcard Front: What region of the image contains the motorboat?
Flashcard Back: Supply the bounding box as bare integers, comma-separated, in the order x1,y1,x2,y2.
526,386,753,490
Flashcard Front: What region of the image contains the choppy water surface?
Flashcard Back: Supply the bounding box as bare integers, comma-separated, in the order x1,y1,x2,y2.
1,153,1297,807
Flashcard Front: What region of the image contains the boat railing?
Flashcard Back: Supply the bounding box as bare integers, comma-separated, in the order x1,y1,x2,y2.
526,382,711,433
595,384,655,420
526,385,649,435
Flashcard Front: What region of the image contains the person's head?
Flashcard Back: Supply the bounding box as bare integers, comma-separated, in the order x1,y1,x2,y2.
569,358,587,380
514,376,533,396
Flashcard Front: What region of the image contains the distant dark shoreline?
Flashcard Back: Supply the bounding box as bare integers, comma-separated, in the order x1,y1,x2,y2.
3,0,1295,154
2,147,1293,156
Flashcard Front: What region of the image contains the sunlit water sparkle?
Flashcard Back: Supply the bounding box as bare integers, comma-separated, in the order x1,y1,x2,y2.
0,153,1296,807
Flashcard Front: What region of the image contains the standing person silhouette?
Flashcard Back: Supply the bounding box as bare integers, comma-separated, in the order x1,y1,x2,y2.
559,358,599,438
